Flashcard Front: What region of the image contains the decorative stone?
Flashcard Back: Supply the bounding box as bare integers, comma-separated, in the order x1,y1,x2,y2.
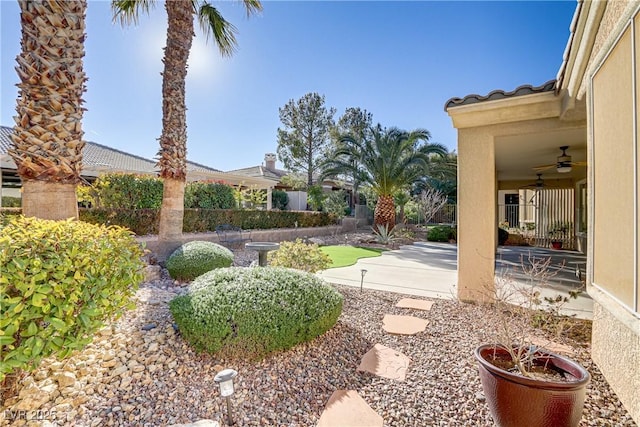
142,265,162,282
15,383,56,410
142,323,157,331
53,372,77,388
168,420,220,427
317,390,383,427
357,344,411,381
395,298,434,311
382,314,428,335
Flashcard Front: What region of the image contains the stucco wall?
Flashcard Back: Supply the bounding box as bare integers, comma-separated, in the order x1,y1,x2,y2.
586,2,640,423
592,300,640,421
592,27,635,306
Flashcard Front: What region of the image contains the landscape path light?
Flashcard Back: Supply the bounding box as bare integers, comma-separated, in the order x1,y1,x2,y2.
214,368,238,425
360,269,368,292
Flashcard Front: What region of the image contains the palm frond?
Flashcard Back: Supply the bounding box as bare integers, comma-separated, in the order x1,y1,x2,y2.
198,2,238,57
240,0,263,17
112,0,155,25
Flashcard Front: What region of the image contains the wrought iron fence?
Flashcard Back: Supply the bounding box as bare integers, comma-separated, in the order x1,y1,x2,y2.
498,188,575,250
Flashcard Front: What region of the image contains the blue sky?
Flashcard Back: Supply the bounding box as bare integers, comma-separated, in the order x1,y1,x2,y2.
0,1,576,172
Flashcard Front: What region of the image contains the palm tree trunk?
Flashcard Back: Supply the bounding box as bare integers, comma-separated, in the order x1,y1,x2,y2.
10,0,87,220
157,0,193,241
374,194,396,230
22,181,78,220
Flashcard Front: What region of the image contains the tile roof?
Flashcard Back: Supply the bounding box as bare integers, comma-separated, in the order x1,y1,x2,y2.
228,165,288,181
0,125,221,175
444,79,557,110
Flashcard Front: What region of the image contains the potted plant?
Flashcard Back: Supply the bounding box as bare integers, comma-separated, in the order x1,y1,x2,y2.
548,222,569,250
474,254,590,427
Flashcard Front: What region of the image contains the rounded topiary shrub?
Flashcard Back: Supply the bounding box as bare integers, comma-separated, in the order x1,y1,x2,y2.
268,238,331,273
0,216,144,382
166,241,233,281
169,266,344,359
427,225,455,242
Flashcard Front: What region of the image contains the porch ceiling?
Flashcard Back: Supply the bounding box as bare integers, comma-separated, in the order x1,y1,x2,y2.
495,127,587,183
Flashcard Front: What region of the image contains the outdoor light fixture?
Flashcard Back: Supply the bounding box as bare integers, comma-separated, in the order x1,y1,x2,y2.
360,269,368,292
214,368,238,425
556,146,572,173
556,162,572,173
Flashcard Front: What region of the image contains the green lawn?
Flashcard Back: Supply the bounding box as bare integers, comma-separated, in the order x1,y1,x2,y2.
320,245,385,268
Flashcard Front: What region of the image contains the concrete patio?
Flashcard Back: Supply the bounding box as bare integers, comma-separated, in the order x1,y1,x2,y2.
318,241,593,319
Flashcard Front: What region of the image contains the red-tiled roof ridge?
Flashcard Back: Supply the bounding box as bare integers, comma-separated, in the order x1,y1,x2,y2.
444,79,557,110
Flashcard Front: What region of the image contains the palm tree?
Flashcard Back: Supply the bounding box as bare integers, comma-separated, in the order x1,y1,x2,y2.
113,0,262,241
9,0,88,220
322,125,447,230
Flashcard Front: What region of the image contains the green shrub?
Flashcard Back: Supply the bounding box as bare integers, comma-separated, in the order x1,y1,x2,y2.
169,267,343,359
307,185,325,211
80,208,159,235
427,225,455,242
498,227,509,245
323,190,348,218
78,208,336,235
268,238,331,272
78,173,163,209
1,197,21,208
0,216,144,381
166,241,234,281
271,190,289,210
185,182,235,209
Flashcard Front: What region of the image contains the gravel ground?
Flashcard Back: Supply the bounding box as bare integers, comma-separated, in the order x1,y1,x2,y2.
1,240,637,427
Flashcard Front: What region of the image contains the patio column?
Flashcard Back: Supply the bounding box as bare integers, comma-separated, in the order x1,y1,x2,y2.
457,129,496,302
267,186,273,210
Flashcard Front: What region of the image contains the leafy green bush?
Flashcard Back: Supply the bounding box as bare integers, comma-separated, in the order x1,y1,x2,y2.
80,208,159,235
427,225,455,242
169,267,343,359
268,238,331,272
1,197,21,207
323,190,349,218
166,241,234,281
185,182,235,209
271,189,289,210
77,173,163,209
78,208,336,235
307,185,325,211
0,216,144,381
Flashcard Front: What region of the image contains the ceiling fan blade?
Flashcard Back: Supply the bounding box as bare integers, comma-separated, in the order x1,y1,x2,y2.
570,161,587,166
532,164,555,171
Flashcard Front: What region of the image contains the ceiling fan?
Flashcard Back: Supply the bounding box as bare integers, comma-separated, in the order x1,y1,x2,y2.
532,146,587,173
523,173,547,189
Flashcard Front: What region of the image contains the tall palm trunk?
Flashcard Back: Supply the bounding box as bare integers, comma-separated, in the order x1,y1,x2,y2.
374,194,396,230
10,0,87,220
157,0,193,241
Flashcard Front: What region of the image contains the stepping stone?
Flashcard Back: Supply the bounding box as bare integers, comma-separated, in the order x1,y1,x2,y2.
357,343,411,381
382,314,428,335
396,298,434,311
317,390,383,427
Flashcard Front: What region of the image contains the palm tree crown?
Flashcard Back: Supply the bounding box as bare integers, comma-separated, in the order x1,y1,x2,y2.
322,124,446,229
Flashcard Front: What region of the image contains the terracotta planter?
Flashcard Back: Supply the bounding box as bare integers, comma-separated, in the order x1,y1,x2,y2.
551,241,563,250
474,345,590,427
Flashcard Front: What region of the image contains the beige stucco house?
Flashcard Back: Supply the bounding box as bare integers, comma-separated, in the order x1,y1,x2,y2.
445,1,639,421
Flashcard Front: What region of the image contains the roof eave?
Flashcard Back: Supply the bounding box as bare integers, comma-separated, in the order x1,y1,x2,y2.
446,91,562,129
